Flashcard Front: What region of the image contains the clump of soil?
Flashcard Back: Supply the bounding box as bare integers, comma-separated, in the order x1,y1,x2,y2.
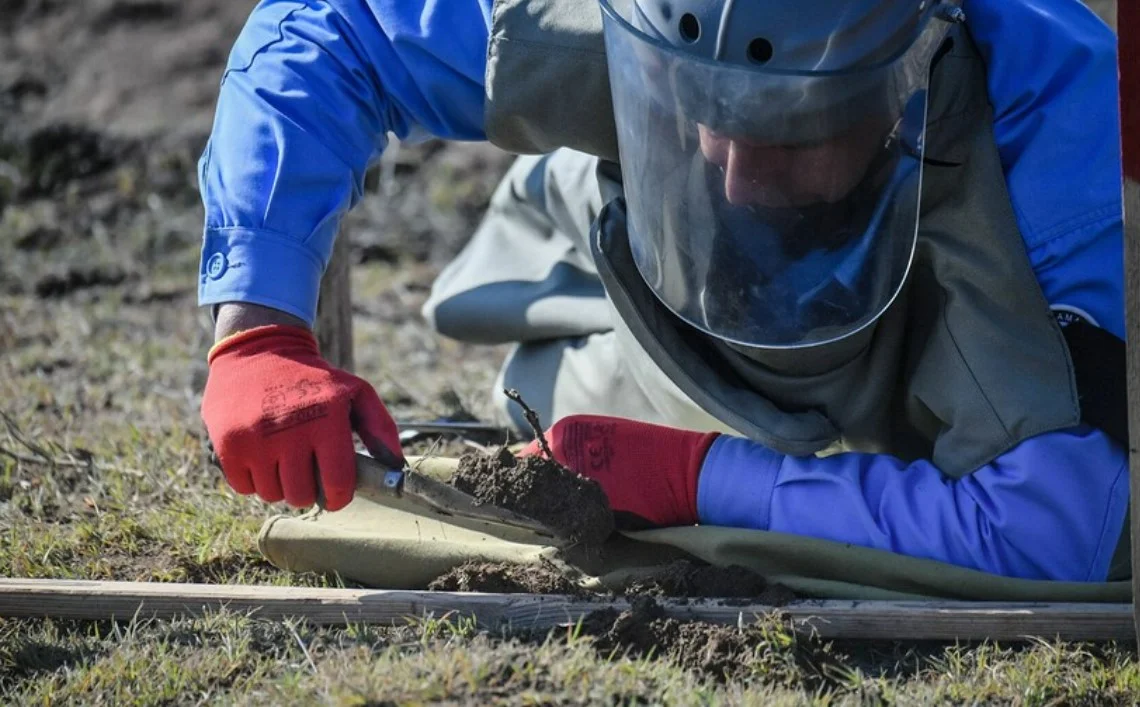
623,560,795,605
580,596,765,681
13,124,121,198
451,446,615,547
33,264,129,297
428,560,583,596
91,0,179,32
14,225,63,251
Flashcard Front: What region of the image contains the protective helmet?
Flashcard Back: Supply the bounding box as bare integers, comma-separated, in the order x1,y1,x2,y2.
633,0,928,71
601,0,964,349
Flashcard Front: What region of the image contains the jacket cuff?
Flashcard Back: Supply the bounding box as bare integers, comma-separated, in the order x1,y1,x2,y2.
696,436,782,530
197,227,324,326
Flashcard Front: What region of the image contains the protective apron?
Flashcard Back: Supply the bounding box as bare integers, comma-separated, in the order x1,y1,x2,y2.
262,1,1131,593
425,0,1082,478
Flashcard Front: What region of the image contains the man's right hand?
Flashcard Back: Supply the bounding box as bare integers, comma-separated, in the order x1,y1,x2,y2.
201,306,403,510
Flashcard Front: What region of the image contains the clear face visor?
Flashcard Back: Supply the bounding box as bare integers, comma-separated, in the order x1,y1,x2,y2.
601,0,955,349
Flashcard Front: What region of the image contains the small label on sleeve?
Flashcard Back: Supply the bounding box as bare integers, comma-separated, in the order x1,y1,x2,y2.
1051,304,1099,329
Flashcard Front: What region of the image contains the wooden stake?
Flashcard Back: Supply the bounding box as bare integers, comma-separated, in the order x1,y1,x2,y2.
505,388,553,457
1119,0,1140,644
316,234,354,372
0,579,1132,642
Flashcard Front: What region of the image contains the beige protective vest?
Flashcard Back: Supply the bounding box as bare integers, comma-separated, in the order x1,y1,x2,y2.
481,0,1082,477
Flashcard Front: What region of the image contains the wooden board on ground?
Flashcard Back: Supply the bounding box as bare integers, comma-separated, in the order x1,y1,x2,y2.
0,579,1132,642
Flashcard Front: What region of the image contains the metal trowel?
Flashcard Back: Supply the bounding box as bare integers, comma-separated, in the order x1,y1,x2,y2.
351,452,564,546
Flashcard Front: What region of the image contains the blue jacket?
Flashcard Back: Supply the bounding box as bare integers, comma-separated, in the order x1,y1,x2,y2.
198,0,1127,581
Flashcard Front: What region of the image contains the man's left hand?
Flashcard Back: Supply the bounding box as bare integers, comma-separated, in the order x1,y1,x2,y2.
520,415,719,528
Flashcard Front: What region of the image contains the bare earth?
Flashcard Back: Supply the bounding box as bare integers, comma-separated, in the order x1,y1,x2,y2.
2,1,1139,704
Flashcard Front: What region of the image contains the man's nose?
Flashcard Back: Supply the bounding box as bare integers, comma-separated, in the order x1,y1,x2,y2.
723,140,789,206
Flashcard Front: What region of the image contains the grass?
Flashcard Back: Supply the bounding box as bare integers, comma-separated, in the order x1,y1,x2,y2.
5,270,1140,706
2,133,1139,704
4,609,1140,704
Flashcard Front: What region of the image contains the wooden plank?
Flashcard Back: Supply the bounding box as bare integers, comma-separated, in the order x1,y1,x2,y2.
0,579,1132,642
315,234,354,372
1120,0,1140,643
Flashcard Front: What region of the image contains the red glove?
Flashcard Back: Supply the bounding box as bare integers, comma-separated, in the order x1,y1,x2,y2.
521,415,719,528
201,324,403,510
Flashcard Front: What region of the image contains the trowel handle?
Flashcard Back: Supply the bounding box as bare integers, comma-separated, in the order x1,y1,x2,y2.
354,453,406,500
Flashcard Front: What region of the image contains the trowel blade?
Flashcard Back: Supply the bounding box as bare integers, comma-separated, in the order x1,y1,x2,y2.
353,453,565,546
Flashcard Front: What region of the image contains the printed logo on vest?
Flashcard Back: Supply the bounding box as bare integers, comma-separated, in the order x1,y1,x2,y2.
1051,304,1099,329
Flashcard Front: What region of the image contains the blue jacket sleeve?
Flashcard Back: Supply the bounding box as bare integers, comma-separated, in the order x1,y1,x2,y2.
197,0,492,325
966,0,1123,337
698,428,1129,581
697,0,1129,582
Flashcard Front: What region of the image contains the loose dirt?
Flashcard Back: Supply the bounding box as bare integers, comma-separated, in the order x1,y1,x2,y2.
425,560,802,681
427,560,584,595
580,596,774,682
429,558,793,601
450,446,615,547
34,264,130,297
578,593,845,686
623,559,796,605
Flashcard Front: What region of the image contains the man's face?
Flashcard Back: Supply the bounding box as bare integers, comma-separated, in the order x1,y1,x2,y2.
697,115,892,209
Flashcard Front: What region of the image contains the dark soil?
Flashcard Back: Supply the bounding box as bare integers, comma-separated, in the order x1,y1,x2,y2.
13,124,121,198
579,596,767,682
451,446,615,547
91,0,179,32
427,560,583,595
33,265,130,297
425,562,809,682
427,558,794,601
623,560,796,605
14,226,64,251
579,595,844,685
0,0,515,304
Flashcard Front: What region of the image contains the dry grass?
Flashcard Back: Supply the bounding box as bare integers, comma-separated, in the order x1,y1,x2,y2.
4,179,1140,702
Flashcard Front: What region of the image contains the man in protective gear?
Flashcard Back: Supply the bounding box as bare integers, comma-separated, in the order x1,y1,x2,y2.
198,0,1128,581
